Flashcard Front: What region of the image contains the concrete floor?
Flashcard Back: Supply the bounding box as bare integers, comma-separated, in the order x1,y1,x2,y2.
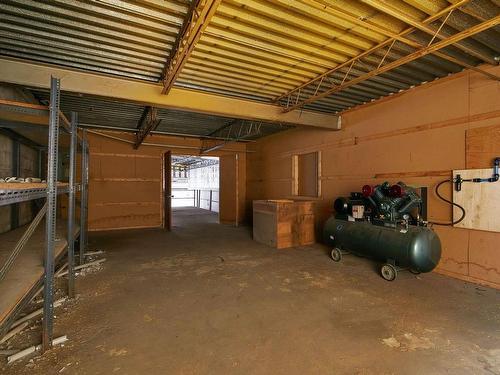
2,207,500,374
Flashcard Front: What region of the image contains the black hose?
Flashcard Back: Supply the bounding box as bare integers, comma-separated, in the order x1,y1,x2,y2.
428,179,466,226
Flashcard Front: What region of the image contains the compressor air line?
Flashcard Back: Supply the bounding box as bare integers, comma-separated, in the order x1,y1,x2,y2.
429,179,466,226
430,157,500,226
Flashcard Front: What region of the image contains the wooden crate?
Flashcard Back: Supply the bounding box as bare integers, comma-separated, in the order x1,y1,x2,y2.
253,200,315,249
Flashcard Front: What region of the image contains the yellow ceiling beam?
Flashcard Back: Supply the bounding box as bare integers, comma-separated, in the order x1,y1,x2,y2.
0,58,340,129
162,0,221,94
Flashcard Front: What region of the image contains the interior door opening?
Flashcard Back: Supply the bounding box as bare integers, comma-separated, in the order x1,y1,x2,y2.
169,155,220,228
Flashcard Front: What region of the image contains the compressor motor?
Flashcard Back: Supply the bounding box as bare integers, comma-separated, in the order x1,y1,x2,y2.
324,181,442,281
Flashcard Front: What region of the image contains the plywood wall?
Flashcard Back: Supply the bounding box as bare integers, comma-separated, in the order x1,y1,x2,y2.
247,65,500,289
87,131,247,231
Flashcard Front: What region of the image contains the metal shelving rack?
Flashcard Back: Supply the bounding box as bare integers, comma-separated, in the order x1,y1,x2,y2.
0,77,89,352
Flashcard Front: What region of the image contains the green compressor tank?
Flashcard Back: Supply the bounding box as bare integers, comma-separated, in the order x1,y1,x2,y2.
323,217,441,279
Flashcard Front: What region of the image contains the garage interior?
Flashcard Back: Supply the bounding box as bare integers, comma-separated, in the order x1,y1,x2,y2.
0,0,499,373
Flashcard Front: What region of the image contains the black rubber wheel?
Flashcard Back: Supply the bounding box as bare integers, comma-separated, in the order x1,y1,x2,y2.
409,268,421,275
330,248,342,262
381,264,397,281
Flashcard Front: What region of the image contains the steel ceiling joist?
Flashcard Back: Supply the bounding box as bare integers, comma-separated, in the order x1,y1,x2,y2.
134,106,162,149
360,0,498,65
275,0,499,105
162,0,221,94
281,15,500,112
199,118,289,153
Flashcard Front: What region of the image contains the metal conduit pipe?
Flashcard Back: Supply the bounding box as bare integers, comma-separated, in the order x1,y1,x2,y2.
85,130,256,153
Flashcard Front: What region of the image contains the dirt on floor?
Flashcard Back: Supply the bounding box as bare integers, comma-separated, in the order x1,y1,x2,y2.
1,207,499,374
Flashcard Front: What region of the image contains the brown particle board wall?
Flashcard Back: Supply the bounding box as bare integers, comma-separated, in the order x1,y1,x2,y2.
247,65,500,289
87,131,246,231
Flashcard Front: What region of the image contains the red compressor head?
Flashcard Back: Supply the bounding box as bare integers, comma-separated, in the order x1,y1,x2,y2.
389,184,405,198
361,184,374,197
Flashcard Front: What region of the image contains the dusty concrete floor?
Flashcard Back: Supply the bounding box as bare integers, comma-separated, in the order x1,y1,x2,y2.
2,207,500,374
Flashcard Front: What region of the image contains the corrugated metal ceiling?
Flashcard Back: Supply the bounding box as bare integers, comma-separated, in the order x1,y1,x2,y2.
1,0,499,119
0,0,190,81
182,0,499,113
31,89,292,140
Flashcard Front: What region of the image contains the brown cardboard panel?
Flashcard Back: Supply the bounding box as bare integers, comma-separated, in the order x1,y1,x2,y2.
89,203,161,230
220,154,237,225
466,124,500,169
135,156,161,180
247,65,500,287
238,152,246,223
469,68,500,116
297,152,318,197
343,75,469,135
90,181,160,204
433,226,469,276
88,130,247,230
99,155,138,179
468,230,500,285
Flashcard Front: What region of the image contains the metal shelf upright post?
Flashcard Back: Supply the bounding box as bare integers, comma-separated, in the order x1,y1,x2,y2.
0,78,86,348
67,112,78,298
42,77,61,352
79,129,89,265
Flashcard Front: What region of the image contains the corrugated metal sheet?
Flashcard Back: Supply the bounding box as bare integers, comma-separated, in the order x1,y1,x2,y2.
180,0,499,113
0,0,190,81
31,89,292,140
1,0,499,116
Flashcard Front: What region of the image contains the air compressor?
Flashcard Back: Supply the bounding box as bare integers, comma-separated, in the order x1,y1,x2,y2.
323,182,441,281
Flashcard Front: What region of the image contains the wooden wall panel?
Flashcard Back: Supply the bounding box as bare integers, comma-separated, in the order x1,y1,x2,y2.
88,132,164,231
87,132,247,231
466,124,500,169
247,65,500,289
469,230,500,285
219,154,237,225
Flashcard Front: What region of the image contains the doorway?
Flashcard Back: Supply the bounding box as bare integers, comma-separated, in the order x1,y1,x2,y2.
168,155,220,228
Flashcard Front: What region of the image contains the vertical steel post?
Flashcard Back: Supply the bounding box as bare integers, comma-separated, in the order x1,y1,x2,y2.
67,112,77,298
42,77,60,352
209,190,213,212
11,140,20,230
79,131,89,265
38,149,43,178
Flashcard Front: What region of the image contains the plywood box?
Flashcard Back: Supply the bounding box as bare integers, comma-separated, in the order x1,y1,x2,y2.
253,200,315,249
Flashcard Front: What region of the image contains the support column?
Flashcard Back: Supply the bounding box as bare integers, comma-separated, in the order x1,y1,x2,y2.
79,131,89,265
42,77,60,352
10,140,20,230
67,112,77,298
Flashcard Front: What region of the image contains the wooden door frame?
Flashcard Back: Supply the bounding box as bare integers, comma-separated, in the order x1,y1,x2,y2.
162,151,172,230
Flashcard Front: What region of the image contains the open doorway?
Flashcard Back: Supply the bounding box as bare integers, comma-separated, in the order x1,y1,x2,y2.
169,155,220,227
